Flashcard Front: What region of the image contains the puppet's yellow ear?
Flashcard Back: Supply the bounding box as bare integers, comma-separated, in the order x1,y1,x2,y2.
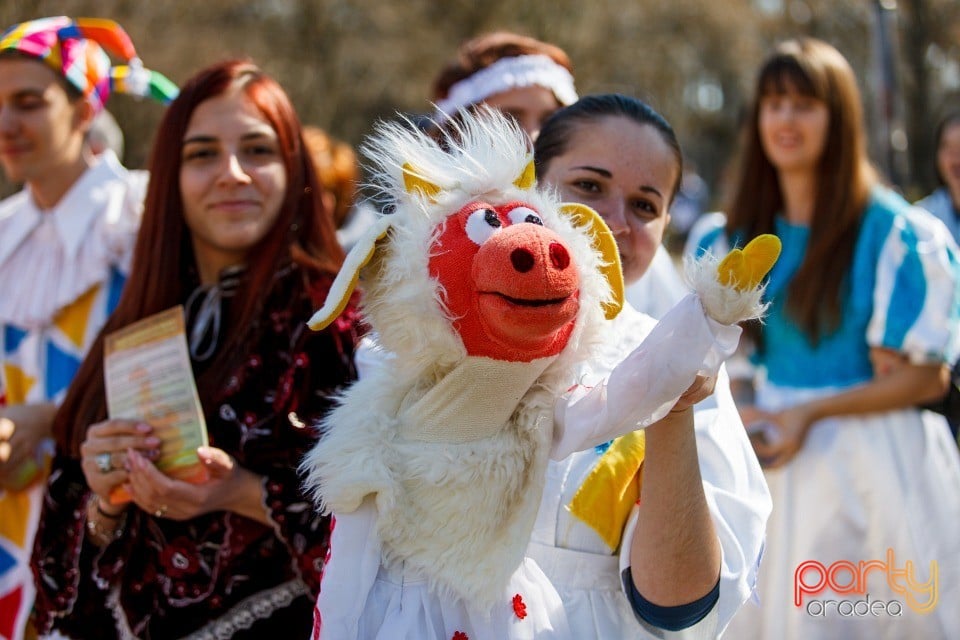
513,158,536,190
402,163,441,200
560,202,625,320
308,215,392,330
717,234,781,291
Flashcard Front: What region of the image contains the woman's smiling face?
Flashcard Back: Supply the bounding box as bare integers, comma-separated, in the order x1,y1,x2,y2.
757,85,830,178
179,88,287,283
540,115,679,285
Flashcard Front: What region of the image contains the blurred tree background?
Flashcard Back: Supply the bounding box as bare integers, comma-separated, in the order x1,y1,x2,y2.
2,0,959,206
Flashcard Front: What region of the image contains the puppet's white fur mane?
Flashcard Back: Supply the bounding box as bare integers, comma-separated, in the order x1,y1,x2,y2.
302,109,613,609
356,109,611,380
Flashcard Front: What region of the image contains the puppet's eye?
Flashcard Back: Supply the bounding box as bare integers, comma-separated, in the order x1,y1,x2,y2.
465,208,502,245
508,206,542,226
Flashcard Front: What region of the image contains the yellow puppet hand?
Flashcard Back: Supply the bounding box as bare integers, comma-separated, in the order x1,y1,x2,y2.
717,234,781,291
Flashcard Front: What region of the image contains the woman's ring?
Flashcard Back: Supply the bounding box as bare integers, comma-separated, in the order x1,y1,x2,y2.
95,452,113,473
154,504,168,518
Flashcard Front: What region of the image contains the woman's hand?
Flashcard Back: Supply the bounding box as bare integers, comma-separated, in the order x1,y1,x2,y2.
123,447,268,524
79,419,160,501
647,374,717,434
745,404,816,469
0,403,56,491
671,374,717,413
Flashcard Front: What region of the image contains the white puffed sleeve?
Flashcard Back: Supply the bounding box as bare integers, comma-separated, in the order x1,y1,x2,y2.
865,203,960,365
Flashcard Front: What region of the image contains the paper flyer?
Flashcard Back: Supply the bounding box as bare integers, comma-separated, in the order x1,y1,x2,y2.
104,306,209,503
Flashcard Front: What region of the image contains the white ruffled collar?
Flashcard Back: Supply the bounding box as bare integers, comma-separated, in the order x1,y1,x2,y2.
0,151,126,269
0,151,142,329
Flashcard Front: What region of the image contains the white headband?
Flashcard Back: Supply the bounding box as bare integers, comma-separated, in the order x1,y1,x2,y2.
434,54,578,123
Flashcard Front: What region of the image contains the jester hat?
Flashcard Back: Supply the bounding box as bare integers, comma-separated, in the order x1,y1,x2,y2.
0,16,178,112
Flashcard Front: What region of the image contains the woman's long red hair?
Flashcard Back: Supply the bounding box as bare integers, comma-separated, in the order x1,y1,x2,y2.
54,60,345,455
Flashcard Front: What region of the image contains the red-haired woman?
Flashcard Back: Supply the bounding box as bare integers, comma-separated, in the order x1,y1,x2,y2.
30,60,361,639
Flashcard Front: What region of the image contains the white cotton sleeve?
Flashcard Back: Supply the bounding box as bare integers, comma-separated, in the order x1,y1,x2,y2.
104,166,148,275
866,207,960,365
551,295,742,460
314,498,382,640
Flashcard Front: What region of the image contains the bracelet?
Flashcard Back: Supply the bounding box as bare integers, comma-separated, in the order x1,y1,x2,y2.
85,513,126,541
85,496,127,543
95,497,124,520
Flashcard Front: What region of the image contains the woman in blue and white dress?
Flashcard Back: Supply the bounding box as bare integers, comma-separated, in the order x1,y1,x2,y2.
687,38,960,640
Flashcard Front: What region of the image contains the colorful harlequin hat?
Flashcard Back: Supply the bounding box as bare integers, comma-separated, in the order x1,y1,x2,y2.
0,16,178,112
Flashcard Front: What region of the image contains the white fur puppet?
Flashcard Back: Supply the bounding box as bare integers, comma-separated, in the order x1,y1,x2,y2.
302,109,780,640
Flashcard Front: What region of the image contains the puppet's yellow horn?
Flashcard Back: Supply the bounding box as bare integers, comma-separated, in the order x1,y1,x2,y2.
513,159,536,190
560,202,625,320
308,216,392,330
402,163,441,199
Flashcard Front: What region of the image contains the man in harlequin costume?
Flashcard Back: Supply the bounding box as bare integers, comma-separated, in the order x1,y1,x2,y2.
302,110,779,639
0,17,176,640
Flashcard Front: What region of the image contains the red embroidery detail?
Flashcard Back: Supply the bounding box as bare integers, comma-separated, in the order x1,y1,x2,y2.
452,632,469,640
159,537,203,579
512,593,528,620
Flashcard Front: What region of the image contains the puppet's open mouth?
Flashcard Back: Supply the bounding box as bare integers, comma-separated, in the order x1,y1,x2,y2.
476,290,580,354
495,293,570,308
480,291,580,331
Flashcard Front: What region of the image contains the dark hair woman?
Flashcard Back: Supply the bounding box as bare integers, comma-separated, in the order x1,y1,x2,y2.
529,94,771,638
686,38,960,639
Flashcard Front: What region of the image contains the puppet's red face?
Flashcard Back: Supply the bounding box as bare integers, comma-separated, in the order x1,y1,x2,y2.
428,200,580,362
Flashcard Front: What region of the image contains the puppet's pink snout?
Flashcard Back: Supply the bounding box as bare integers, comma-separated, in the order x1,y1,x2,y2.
476,224,579,299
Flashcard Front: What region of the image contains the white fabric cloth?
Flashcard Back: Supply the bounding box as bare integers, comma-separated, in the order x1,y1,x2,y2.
722,383,960,640
433,54,578,123
0,150,146,329
531,304,771,639
320,499,572,640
